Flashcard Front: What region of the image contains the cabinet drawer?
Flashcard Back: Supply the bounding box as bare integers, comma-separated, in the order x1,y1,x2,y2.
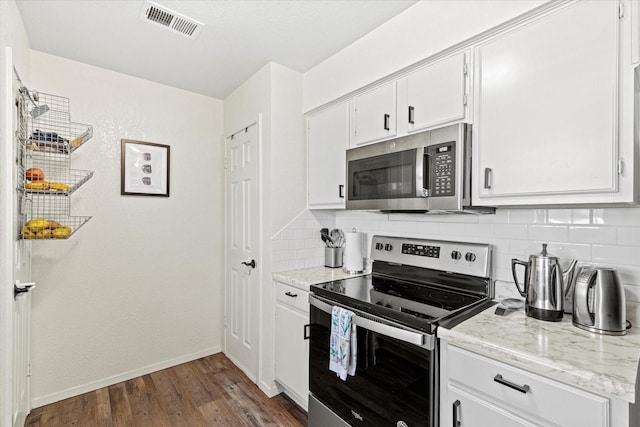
275,282,309,313
448,346,608,427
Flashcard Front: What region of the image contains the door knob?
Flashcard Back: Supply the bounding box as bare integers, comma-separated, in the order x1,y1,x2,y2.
241,259,256,269
14,281,36,299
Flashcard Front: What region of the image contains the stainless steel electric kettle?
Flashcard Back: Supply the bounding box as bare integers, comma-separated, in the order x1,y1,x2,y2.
572,267,629,335
512,244,577,322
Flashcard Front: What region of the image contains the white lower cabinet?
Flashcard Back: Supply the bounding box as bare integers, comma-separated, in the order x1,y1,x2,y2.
440,342,635,427
274,282,309,410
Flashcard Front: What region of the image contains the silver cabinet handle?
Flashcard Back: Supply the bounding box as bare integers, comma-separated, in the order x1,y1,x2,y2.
494,374,530,394
484,167,492,189
383,114,390,131
452,400,461,427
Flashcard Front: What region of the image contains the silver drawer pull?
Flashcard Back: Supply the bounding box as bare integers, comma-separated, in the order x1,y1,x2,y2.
494,374,530,394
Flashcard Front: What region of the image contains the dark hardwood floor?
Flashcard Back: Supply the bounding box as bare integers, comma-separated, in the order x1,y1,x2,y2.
25,353,307,427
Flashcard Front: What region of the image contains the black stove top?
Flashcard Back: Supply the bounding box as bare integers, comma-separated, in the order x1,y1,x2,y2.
310,236,494,333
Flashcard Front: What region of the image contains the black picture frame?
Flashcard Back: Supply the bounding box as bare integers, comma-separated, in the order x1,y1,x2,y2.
121,139,170,197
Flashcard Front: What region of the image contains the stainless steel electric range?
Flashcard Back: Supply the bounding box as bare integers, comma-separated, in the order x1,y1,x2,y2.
308,235,494,427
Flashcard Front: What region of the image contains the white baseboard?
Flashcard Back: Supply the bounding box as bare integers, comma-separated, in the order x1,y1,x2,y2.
31,346,222,409
259,378,283,398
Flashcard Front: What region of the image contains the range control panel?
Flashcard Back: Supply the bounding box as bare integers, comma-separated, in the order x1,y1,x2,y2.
371,235,491,278
401,243,440,258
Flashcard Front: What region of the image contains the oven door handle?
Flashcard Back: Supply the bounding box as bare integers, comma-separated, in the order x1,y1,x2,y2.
309,294,434,349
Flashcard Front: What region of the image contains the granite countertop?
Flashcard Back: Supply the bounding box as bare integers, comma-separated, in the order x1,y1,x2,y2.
272,266,368,292
438,302,640,403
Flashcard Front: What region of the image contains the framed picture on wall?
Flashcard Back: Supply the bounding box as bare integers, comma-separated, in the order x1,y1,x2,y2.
121,139,170,197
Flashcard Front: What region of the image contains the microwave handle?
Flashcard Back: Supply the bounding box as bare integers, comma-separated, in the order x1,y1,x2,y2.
416,148,429,197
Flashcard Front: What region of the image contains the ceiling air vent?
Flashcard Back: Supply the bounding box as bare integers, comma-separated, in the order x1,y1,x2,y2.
140,1,204,39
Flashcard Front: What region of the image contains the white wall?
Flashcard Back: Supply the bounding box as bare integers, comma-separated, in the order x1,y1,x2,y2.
28,51,225,407
0,0,30,81
303,0,547,111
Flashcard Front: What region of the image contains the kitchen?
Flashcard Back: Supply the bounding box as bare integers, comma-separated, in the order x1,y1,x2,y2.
1,0,640,426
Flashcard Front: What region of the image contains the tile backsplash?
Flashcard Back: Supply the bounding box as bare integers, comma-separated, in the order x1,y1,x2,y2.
271,210,335,272
272,207,640,302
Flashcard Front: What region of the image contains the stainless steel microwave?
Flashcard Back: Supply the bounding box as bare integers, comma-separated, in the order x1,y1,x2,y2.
346,123,494,214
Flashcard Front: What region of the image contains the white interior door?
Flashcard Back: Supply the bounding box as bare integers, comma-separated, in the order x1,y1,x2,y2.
1,48,33,427
224,122,260,381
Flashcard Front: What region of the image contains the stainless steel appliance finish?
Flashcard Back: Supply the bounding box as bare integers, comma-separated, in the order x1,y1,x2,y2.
511,243,577,322
345,123,494,214
308,235,494,427
572,267,629,335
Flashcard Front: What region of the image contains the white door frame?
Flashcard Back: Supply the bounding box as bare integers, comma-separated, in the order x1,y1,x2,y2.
0,46,17,427
223,115,263,381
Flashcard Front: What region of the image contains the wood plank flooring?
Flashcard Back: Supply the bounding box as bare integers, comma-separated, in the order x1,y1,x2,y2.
25,353,307,427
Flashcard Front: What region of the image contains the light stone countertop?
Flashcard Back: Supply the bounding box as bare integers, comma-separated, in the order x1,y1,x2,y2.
272,266,368,292
438,302,640,403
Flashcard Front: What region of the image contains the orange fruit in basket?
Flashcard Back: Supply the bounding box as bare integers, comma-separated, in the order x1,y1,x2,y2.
26,168,45,181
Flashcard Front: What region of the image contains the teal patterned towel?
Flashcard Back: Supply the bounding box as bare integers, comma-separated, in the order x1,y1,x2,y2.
329,306,357,380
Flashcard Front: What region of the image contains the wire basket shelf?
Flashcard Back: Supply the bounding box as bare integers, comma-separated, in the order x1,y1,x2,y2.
17,89,94,240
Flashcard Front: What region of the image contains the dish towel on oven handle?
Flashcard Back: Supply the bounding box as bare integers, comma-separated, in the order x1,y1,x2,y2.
329,306,357,380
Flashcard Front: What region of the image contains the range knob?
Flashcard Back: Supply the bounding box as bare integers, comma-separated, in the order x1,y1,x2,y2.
375,243,384,250
384,303,392,308
451,250,462,260
465,252,476,262
384,244,393,251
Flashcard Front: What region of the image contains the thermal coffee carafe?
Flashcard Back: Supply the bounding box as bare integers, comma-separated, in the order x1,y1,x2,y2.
512,244,577,322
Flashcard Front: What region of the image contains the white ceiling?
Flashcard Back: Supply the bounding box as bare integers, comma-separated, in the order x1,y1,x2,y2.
16,0,418,99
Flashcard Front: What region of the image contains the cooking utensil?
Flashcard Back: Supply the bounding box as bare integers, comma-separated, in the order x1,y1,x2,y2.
329,229,344,248
320,228,331,247
511,243,577,322
572,267,630,335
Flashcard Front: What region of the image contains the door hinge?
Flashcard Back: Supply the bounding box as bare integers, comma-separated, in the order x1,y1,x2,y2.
224,157,228,170
463,94,468,106
618,159,624,174
223,315,228,327
27,361,32,377
463,63,468,76
619,3,624,18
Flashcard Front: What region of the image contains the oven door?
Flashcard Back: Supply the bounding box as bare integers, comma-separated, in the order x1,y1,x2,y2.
308,294,437,427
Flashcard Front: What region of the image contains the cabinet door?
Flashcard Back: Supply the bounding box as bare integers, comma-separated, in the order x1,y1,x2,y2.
274,302,309,406
474,1,619,204
307,102,349,208
446,387,538,427
351,81,396,146
405,52,467,133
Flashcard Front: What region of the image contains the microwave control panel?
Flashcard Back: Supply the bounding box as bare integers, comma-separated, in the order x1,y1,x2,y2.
428,142,456,197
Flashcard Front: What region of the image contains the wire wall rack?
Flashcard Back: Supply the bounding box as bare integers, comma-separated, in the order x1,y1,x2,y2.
17,88,93,240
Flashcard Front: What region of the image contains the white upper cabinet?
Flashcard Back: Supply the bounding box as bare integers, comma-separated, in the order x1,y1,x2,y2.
399,52,468,134
351,81,397,147
473,1,632,206
307,101,350,209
